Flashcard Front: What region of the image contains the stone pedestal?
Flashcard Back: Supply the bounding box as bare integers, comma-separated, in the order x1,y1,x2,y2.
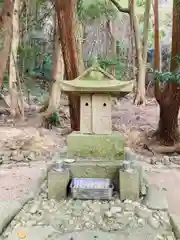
48,168,70,201
119,168,140,201
67,131,124,159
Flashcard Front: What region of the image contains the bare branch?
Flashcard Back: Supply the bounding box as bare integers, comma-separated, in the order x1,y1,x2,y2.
110,0,130,14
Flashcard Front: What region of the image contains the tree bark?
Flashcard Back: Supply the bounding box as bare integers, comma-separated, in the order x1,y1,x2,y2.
74,8,85,73
133,0,151,105
48,25,64,114
155,84,180,145
9,0,24,117
40,15,64,128
106,19,116,76
42,14,64,127
158,98,179,145
55,0,80,131
154,0,160,72
154,1,180,146
153,0,161,102
0,0,14,88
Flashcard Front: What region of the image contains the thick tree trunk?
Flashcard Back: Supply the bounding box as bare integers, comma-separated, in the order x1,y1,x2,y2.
154,1,180,146
0,0,14,87
55,0,80,131
158,95,180,145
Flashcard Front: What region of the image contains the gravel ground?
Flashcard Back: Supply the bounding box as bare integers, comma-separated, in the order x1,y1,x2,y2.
0,164,47,201
2,181,174,239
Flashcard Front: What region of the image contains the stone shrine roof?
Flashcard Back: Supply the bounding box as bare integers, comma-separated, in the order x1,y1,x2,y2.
60,66,133,94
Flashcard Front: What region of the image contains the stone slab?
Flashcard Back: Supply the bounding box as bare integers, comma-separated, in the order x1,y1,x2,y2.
7,226,55,240
67,131,124,159
63,160,121,189
0,200,22,235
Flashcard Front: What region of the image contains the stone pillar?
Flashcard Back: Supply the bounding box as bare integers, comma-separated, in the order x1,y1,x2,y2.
119,163,140,201
48,168,70,201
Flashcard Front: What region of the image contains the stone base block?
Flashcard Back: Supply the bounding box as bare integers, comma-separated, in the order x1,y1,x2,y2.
63,159,122,190
119,168,140,201
67,131,124,159
48,168,70,201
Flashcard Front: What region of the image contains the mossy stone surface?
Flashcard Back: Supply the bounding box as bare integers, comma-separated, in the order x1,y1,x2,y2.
67,131,124,159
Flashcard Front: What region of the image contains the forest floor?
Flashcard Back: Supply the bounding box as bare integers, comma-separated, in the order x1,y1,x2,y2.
0,94,180,216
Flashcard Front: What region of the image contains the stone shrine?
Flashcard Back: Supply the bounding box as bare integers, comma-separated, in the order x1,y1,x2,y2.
60,66,133,160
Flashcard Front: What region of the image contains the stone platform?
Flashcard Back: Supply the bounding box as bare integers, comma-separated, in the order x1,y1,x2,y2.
63,159,121,178
67,131,124,159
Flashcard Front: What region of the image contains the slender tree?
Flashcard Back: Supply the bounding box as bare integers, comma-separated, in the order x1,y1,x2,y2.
41,13,65,127
9,0,24,117
133,0,151,105
110,0,151,105
0,0,14,88
153,0,160,72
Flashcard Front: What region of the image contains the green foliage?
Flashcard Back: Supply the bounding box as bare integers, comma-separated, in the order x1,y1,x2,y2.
18,41,52,80
154,70,180,83
174,55,180,63
88,39,127,79
79,0,117,21
89,56,126,79
155,56,180,83
97,57,116,69
136,0,145,7
0,30,5,51
51,112,60,123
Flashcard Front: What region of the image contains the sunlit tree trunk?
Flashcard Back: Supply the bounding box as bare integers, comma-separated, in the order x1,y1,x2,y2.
55,0,80,131
9,0,24,117
0,0,14,88
133,0,151,105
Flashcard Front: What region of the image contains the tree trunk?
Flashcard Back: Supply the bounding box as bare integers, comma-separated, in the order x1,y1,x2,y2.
154,1,180,146
133,0,151,105
106,19,116,76
74,11,85,73
55,0,80,131
9,0,24,117
130,0,143,104
154,0,160,72
158,97,180,145
42,15,64,127
0,0,14,88
129,1,136,91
